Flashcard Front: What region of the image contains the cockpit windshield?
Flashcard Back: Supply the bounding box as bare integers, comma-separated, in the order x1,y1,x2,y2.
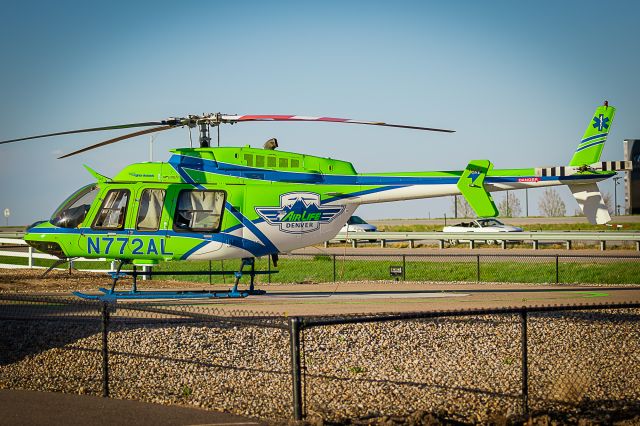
50,184,99,228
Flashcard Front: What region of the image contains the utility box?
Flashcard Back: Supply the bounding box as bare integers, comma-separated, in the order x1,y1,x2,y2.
624,139,640,215
389,266,403,280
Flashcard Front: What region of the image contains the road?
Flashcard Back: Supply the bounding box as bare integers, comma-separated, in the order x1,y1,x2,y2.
370,215,640,227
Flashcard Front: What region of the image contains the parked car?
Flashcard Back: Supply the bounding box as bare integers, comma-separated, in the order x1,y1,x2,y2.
442,218,523,244
337,216,378,242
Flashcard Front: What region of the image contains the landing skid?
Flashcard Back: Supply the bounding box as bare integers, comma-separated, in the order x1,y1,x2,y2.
72,257,273,301
72,287,267,300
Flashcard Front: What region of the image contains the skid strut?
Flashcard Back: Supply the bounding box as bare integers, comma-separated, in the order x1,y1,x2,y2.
73,257,271,300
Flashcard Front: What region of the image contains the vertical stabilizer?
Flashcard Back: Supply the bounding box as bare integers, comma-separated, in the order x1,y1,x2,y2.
569,183,611,224
457,160,499,217
569,102,616,166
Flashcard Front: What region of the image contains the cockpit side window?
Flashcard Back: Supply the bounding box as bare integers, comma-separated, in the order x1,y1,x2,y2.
136,188,166,231
92,189,130,230
50,184,99,228
173,190,225,232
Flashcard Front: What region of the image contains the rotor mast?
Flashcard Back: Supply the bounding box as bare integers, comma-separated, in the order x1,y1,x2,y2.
196,113,224,148
198,122,211,148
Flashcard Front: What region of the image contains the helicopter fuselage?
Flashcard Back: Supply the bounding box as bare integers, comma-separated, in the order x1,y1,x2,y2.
24,145,612,264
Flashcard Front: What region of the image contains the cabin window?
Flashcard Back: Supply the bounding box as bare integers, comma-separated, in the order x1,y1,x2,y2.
50,184,99,228
267,156,276,167
244,154,253,167
136,189,166,231
92,189,130,230
279,158,288,168
291,159,300,168
255,155,265,168
174,190,225,232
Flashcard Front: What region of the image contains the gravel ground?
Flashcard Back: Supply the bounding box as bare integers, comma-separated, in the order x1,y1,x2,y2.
1,305,640,424
1,269,640,424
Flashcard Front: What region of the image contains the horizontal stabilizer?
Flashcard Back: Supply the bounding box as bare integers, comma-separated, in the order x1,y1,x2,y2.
535,161,632,177
569,183,611,225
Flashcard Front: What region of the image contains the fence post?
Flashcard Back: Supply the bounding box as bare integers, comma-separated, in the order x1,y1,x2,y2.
289,317,303,421
333,255,336,282
555,255,559,284
520,309,529,414
268,256,271,284
101,302,110,398
28,247,34,268
142,265,150,281
476,255,480,282
402,255,406,281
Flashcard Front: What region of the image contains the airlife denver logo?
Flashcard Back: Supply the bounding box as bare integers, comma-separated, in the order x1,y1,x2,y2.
255,192,344,234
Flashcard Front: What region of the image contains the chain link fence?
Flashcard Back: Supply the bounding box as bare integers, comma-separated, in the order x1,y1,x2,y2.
262,253,640,285
1,296,639,423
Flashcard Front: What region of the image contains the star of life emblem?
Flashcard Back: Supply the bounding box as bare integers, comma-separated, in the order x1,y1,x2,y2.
592,114,610,131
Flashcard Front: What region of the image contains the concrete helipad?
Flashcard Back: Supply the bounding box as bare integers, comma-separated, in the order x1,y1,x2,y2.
153,281,640,316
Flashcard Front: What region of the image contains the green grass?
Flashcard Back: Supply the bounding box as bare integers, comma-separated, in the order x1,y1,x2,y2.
1,255,638,285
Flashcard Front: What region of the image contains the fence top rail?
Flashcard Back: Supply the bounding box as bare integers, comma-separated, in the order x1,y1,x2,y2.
118,304,289,329
0,294,289,329
300,301,640,328
289,252,640,260
2,295,640,329
0,293,100,306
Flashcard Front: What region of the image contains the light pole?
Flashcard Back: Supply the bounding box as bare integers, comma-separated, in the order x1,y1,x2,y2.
149,134,157,162
613,174,623,216
506,191,510,217
454,195,458,219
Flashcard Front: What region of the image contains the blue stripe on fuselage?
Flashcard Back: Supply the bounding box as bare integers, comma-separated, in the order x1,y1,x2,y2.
27,227,271,257
224,202,278,254
170,154,606,186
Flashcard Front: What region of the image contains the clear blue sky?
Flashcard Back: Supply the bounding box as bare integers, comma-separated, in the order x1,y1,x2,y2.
1,0,639,225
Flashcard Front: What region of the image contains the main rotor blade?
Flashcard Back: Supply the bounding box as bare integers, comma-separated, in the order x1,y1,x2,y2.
58,125,173,159
219,115,455,133
0,121,168,145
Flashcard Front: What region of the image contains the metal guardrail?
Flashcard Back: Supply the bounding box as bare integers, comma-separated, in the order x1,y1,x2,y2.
0,232,25,239
0,237,109,268
329,231,640,250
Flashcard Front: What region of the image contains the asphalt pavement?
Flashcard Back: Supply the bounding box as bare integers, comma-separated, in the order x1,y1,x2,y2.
0,389,264,426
